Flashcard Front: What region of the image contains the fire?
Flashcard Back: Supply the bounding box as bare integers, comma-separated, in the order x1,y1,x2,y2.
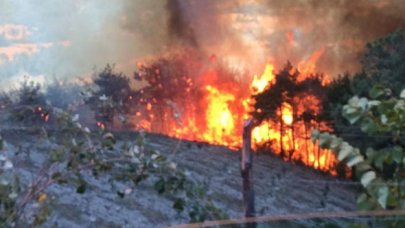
249,63,336,173
298,47,325,77
251,64,275,93
281,103,293,125
203,85,236,146
133,50,337,174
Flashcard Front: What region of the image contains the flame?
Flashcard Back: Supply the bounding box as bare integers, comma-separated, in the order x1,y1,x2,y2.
281,103,293,125
132,49,337,174
251,63,275,93
203,85,237,146
249,62,336,174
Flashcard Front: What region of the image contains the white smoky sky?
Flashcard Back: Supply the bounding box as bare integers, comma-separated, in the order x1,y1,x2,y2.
0,0,153,90
0,0,404,90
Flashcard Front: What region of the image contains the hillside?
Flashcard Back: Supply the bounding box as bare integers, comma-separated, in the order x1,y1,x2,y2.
1,128,358,227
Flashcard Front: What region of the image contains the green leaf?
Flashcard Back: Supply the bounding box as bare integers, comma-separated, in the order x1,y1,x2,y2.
348,96,360,107
318,133,332,149
342,107,363,124
380,114,388,124
361,171,376,187
400,89,405,99
357,193,374,210
377,185,389,209
358,98,368,111
391,146,403,163
366,148,377,160
173,198,185,213
51,172,67,184
369,85,386,99
338,142,353,161
116,191,125,198
360,117,379,133
51,148,65,162
368,100,381,107
355,161,372,178
76,179,87,194
329,137,342,150
0,136,3,150
154,178,166,194
374,153,385,171
347,155,364,167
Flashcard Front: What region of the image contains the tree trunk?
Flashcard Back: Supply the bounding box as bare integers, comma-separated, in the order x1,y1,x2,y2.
304,122,309,165
290,106,297,160
279,107,284,158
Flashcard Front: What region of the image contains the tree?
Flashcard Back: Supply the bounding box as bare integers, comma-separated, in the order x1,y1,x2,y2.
252,62,297,157
133,54,198,132
321,30,405,156
88,65,134,128
252,62,327,163
313,85,405,214
10,80,50,124
362,29,405,95
45,80,82,109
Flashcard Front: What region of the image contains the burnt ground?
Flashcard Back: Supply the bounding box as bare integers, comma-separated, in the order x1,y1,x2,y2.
1,128,358,228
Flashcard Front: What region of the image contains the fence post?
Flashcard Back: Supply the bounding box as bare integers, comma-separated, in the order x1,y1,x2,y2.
241,118,256,228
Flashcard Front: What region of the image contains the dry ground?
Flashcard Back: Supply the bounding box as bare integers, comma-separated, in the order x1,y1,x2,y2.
2,128,358,227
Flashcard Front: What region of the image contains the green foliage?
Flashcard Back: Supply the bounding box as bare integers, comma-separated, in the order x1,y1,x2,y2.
313,85,405,211
321,30,405,157
9,80,51,124
87,64,134,128
362,29,405,95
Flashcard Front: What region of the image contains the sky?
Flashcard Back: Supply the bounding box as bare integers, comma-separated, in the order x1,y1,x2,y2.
0,0,404,90
0,0,146,90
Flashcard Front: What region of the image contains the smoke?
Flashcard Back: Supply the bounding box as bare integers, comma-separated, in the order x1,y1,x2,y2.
166,0,198,47
0,0,404,90
258,0,405,75
136,0,405,76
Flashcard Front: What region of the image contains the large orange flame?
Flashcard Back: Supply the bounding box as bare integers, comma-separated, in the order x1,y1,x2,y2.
203,85,237,147
133,49,337,174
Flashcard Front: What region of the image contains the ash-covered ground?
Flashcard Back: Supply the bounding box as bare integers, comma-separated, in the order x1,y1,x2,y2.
1,124,358,227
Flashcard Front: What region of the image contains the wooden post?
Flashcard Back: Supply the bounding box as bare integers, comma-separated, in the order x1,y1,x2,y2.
241,118,256,228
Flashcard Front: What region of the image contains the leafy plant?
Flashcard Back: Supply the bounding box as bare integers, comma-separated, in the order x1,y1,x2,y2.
312,85,405,211
4,104,227,226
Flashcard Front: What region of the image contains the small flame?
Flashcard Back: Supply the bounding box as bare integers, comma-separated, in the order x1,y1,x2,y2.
281,103,293,125
96,121,105,130
251,63,275,93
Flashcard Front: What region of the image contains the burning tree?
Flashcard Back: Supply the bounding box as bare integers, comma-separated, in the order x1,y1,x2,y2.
133,55,197,132
251,62,335,172
128,49,337,173
132,51,249,147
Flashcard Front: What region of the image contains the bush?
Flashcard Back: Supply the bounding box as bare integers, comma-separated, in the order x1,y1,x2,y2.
9,80,51,124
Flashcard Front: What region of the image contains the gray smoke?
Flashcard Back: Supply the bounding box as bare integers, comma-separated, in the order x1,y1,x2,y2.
1,0,404,90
